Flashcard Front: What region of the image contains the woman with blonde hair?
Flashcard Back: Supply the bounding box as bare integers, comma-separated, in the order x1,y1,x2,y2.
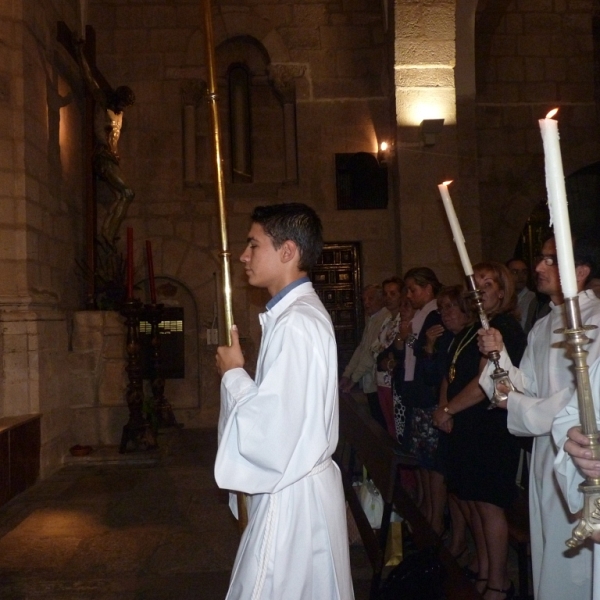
433,262,526,600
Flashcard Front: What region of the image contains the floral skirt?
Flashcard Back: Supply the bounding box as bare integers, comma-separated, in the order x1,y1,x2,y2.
409,406,439,471
393,387,407,444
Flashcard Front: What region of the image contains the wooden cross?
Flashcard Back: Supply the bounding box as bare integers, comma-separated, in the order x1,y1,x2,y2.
57,21,111,309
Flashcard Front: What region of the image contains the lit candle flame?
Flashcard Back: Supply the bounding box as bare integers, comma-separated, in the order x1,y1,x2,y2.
380,141,388,152
546,108,559,119
442,180,453,186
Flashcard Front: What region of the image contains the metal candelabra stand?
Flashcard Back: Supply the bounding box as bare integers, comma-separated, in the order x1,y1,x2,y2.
560,296,600,547
466,275,519,408
145,302,179,429
119,298,157,453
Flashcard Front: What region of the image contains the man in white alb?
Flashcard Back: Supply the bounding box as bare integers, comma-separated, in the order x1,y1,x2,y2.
478,235,600,600
215,203,354,600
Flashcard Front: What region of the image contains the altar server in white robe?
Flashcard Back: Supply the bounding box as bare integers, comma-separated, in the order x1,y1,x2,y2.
215,203,354,600
478,235,600,600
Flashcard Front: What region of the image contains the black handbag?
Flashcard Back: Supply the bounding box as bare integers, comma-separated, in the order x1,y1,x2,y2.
378,546,446,600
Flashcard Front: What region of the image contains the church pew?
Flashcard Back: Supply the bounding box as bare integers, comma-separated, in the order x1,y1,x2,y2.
334,392,481,600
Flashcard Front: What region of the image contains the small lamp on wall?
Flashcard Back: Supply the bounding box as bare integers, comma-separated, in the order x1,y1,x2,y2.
377,141,390,165
420,119,445,147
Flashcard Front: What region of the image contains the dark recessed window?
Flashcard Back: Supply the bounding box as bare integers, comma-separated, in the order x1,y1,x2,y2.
335,152,388,210
228,65,252,183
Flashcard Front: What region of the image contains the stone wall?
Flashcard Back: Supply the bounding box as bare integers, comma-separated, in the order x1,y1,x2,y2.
86,0,397,425
0,0,86,477
4,0,600,479
393,0,478,286
393,0,600,275
69,311,128,448
475,0,600,260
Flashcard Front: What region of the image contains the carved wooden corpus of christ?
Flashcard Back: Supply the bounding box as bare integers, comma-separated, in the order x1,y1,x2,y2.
57,21,135,270
57,22,101,307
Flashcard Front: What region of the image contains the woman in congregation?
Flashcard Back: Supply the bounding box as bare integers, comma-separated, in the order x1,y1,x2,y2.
402,267,445,533
421,285,472,558
388,292,416,447
433,262,526,600
371,277,406,438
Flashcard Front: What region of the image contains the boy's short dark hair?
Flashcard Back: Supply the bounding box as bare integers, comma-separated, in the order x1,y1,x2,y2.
251,203,323,272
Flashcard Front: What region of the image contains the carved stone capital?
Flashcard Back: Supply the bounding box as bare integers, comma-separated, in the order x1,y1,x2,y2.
267,63,306,103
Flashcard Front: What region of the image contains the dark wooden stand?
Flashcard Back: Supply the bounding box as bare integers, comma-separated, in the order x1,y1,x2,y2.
119,299,157,453
145,303,179,429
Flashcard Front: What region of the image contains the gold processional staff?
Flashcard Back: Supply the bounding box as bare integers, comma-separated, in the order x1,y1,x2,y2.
201,0,248,532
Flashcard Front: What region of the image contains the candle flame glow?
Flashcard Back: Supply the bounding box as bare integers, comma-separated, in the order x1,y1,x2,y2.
442,180,453,186
546,108,558,119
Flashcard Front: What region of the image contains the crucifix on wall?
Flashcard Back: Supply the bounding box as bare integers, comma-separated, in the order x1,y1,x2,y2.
57,22,136,308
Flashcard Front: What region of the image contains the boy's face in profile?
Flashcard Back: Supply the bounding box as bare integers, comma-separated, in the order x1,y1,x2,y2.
241,223,287,295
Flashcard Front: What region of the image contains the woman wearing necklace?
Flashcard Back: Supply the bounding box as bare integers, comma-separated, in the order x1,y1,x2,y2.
422,285,474,559
433,262,526,600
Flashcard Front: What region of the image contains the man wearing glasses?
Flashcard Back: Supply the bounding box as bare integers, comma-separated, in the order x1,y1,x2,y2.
478,234,600,600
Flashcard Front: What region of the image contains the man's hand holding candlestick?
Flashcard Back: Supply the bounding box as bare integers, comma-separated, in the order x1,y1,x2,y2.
564,426,600,479
563,426,600,544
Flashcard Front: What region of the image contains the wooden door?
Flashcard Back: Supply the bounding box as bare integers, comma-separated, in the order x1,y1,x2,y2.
311,243,362,375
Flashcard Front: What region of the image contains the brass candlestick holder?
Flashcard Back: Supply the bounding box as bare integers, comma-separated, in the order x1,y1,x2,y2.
119,298,158,453
145,303,179,429
466,275,519,408
560,296,600,547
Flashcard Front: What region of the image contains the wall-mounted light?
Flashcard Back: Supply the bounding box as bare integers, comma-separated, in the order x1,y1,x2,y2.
420,119,445,146
377,141,390,165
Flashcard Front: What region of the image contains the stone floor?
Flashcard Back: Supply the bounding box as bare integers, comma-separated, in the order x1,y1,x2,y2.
0,426,527,599
0,428,372,600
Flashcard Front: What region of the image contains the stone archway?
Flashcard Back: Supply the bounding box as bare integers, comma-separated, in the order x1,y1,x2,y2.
184,6,290,68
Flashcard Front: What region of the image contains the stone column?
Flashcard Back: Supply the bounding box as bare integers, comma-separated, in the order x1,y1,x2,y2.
394,0,481,283
268,64,306,184
181,80,207,186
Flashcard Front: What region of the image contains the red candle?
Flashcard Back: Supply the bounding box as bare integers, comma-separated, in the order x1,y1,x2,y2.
146,240,157,304
126,227,133,299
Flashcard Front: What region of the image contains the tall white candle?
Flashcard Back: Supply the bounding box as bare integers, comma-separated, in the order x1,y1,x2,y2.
538,109,578,298
438,181,474,276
